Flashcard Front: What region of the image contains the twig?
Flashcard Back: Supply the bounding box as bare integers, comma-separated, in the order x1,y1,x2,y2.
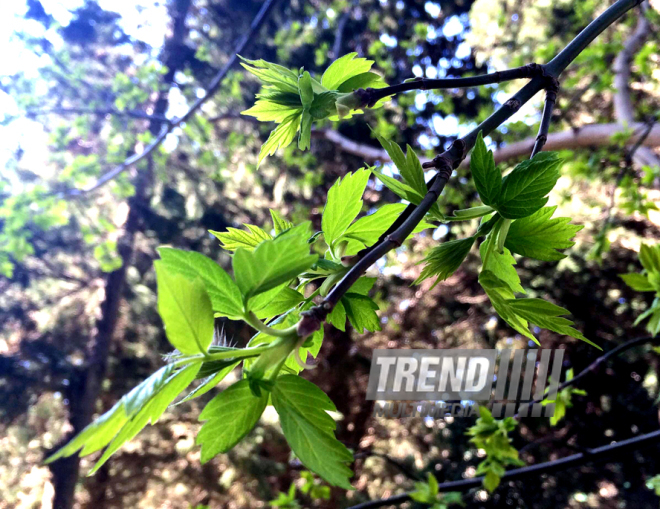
63,0,283,196
521,335,658,416
354,63,547,107
530,78,560,157
296,0,644,339
347,428,660,508
26,107,171,123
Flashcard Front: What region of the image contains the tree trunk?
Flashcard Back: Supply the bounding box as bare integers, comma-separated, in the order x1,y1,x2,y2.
48,1,191,507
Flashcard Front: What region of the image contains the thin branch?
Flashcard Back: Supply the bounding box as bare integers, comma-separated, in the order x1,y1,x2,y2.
26,107,171,123
612,0,660,168
297,0,644,338
63,0,283,196
530,78,560,157
347,428,660,508
354,63,547,107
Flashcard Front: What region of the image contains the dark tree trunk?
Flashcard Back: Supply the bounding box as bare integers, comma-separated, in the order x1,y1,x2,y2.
48,1,191,507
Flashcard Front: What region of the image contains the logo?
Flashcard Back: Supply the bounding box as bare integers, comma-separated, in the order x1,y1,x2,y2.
367,349,565,419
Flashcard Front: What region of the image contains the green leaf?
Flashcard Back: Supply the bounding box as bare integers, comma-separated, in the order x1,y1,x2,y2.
298,110,312,150
322,169,370,248
178,361,240,403
342,293,380,333
157,248,244,319
255,287,305,319
197,379,269,463
258,112,302,165
504,206,583,261
621,273,655,292
45,400,128,464
240,56,299,94
270,209,294,235
495,152,562,219
155,266,214,354
337,71,386,93
640,244,660,274
241,100,301,122
470,131,501,206
272,375,354,489
89,363,201,474
298,71,314,108
309,91,339,119
327,300,347,331
322,53,373,91
371,169,425,205
374,135,443,220
415,237,476,286
339,203,434,253
483,470,501,493
507,298,600,349
210,224,272,252
479,271,536,342
233,223,318,302
479,235,524,294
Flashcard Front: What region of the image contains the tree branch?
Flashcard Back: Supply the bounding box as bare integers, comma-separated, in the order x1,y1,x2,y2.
26,107,171,123
297,0,644,338
313,122,660,167
64,0,283,196
612,0,660,169
347,428,660,508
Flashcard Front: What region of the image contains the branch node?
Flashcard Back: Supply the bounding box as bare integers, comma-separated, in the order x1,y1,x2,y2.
297,304,330,339
505,98,522,112
355,87,379,108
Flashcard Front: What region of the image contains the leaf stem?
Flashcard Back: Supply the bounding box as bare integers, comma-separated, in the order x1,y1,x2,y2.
245,311,299,338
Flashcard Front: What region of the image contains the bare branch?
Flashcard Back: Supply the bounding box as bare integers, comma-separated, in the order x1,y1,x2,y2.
347,428,660,508
613,0,660,168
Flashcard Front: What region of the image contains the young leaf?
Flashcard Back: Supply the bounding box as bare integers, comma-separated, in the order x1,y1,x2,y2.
371,169,425,204
621,272,656,292
240,56,300,93
495,152,562,219
254,287,305,319
506,299,600,349
155,266,215,355
258,112,302,166
210,224,272,252
374,135,443,219
415,237,476,286
322,169,370,248
479,271,537,343
178,360,240,403
343,293,381,333
339,203,434,253
504,206,583,261
327,300,347,331
337,71,385,93
639,244,660,274
321,53,373,91
270,209,294,235
470,131,501,206
298,110,312,150
157,247,244,319
88,363,201,474
480,236,525,294
298,71,314,108
272,375,354,489
241,100,301,122
233,223,318,302
197,379,269,463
